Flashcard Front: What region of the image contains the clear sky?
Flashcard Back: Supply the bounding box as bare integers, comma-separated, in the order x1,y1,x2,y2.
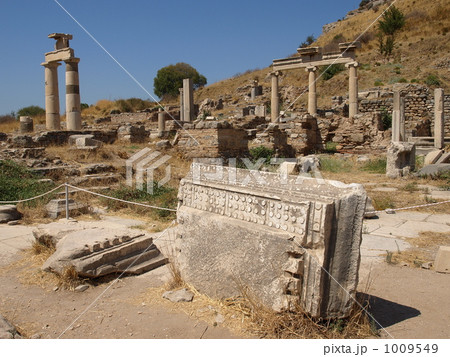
0,0,361,115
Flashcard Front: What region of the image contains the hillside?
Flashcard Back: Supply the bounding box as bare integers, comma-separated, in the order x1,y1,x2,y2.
191,0,449,113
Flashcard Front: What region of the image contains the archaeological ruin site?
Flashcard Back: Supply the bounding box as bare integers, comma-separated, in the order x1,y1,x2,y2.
1,0,450,341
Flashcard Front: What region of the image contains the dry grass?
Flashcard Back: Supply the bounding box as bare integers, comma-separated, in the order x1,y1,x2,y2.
386,231,450,267
137,259,377,339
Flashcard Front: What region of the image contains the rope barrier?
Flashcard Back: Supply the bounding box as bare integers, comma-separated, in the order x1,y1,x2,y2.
366,199,450,215
0,184,66,204
65,183,177,212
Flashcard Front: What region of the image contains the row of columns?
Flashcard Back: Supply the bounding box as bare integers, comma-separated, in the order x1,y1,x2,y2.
270,62,359,122
42,58,81,131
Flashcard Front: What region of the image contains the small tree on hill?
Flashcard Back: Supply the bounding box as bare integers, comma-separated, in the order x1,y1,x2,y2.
16,105,45,118
300,34,316,48
377,5,405,57
153,62,207,99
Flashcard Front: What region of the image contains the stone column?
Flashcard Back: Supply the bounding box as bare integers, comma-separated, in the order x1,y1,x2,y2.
42,61,61,130
158,108,166,138
392,91,405,142
183,78,193,122
179,87,184,122
346,62,359,118
20,116,33,133
435,88,445,149
305,66,317,116
271,71,281,122
65,58,81,130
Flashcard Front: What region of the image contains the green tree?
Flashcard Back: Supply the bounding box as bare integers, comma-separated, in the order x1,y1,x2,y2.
16,105,45,118
300,34,316,48
377,6,405,57
153,62,207,99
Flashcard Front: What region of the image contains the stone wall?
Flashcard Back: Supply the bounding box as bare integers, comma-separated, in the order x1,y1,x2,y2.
32,130,117,146
175,163,367,318
176,121,248,158
359,85,449,136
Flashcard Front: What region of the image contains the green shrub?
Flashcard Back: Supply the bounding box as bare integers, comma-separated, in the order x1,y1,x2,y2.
102,183,177,219
425,74,441,86
249,146,274,165
0,160,55,206
398,78,408,83
320,64,345,81
360,158,387,174
359,0,370,8
374,80,384,86
380,108,392,130
319,157,352,173
325,141,338,153
411,78,419,83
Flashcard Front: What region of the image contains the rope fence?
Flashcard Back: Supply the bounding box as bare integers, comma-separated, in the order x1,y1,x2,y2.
1,182,449,218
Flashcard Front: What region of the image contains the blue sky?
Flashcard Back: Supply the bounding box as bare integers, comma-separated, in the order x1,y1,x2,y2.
0,0,361,115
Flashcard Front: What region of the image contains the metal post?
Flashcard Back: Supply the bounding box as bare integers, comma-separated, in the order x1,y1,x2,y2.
65,183,69,219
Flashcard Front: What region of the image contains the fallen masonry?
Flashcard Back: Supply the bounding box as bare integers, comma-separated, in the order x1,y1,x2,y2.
174,163,367,318
38,226,167,278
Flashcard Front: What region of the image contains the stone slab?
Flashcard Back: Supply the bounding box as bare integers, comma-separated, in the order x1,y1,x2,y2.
374,221,450,239
175,163,367,318
425,214,450,225
434,246,450,273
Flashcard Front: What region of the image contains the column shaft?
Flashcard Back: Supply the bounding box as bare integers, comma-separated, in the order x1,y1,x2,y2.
348,62,359,118
158,108,166,137
179,88,184,121
65,59,81,131
43,62,61,130
435,88,445,149
183,78,193,122
271,72,279,122
306,67,317,116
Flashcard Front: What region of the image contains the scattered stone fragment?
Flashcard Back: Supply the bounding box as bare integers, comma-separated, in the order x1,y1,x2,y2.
0,314,21,339
386,142,415,179
0,205,22,224
215,314,225,324
74,284,89,292
364,197,377,219
416,164,450,178
162,288,194,303
7,220,20,226
421,262,433,270
434,246,450,274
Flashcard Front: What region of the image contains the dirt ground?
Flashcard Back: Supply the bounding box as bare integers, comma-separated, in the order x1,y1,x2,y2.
0,259,236,339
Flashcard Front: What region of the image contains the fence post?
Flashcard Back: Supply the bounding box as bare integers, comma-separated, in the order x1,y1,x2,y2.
65,183,69,219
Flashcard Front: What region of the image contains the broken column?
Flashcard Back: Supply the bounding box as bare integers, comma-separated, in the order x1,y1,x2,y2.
346,62,359,118
271,71,281,122
175,163,367,318
386,142,416,178
158,107,166,138
42,61,61,130
306,66,317,116
392,91,406,142
183,78,194,122
65,58,82,130
19,116,33,133
435,88,445,149
179,87,184,122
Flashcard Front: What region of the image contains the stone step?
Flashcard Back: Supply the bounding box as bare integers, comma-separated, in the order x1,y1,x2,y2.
114,247,161,271
70,173,123,186
126,254,168,275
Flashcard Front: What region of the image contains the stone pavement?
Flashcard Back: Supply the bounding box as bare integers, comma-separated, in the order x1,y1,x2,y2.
359,210,450,281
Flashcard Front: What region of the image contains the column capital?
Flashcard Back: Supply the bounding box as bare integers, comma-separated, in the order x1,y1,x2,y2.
270,70,282,77
64,57,80,64
41,61,61,68
345,61,359,69
305,66,317,72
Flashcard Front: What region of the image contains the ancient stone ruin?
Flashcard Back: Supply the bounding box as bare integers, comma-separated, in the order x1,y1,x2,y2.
41,33,82,131
174,163,367,318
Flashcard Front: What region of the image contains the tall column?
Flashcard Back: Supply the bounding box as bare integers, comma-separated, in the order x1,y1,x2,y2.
392,91,400,142
179,87,184,122
305,66,317,116
65,58,81,131
271,71,281,122
435,88,445,149
158,107,166,138
183,78,193,122
346,62,359,118
42,61,61,130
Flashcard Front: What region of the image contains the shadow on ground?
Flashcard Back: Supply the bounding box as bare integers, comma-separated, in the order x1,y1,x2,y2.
358,292,421,329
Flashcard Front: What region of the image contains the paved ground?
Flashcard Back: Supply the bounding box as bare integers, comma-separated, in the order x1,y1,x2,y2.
0,211,449,338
